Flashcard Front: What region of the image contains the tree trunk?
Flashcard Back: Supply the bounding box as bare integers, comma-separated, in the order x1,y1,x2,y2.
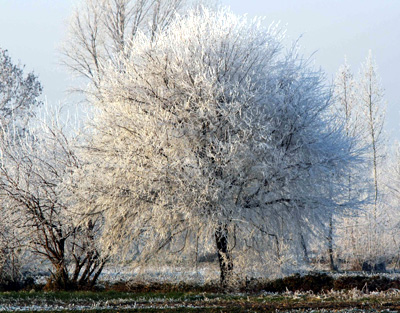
215,224,233,288
328,216,337,271
300,233,309,264
48,262,70,290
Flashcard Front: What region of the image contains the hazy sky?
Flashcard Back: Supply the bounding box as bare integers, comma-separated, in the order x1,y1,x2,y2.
1,0,399,141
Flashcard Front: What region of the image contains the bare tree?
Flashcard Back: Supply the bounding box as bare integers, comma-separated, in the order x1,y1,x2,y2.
72,8,359,287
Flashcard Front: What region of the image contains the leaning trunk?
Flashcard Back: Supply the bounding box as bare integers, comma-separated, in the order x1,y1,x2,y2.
215,224,233,288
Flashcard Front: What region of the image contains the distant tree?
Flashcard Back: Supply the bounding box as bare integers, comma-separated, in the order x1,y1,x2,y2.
331,52,388,271
61,0,198,94
359,51,386,216
333,58,361,146
0,48,42,132
358,51,387,264
0,47,43,287
329,58,362,270
73,8,359,287
380,143,400,269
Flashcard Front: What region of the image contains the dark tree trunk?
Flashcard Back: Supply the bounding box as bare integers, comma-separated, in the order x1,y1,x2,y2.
43,222,107,291
49,262,71,290
45,236,72,290
328,216,337,271
300,233,309,264
215,224,233,288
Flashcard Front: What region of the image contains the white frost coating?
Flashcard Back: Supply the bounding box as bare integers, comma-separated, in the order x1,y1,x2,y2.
61,0,197,94
73,7,359,282
331,52,390,270
0,112,107,289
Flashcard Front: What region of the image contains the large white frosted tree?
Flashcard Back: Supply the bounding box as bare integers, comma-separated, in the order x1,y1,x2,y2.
74,8,358,286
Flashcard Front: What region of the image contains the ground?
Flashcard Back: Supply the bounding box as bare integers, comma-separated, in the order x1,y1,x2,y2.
1,289,400,312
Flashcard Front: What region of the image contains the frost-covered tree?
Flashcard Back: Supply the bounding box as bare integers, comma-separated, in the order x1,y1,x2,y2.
379,143,400,268
331,52,388,270
329,58,363,270
333,58,362,148
359,51,386,215
0,116,107,290
0,47,43,286
61,0,200,94
75,8,358,286
357,51,387,265
0,48,42,132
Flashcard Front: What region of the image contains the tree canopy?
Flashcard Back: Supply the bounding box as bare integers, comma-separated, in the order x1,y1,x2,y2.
73,8,358,285
0,48,42,132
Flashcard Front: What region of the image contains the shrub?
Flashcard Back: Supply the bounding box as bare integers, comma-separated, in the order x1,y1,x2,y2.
0,246,22,291
334,275,400,292
261,273,334,293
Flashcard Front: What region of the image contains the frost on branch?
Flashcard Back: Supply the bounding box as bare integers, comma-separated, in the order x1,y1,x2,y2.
332,52,388,270
61,0,194,94
75,8,359,286
0,115,108,290
0,48,42,133
0,47,43,288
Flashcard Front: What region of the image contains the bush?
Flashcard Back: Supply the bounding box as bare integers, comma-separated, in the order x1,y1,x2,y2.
103,279,222,293
0,247,22,291
261,273,334,293
333,275,400,292
105,273,400,294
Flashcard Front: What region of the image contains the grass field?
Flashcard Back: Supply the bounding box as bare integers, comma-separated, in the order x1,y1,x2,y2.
1,289,400,312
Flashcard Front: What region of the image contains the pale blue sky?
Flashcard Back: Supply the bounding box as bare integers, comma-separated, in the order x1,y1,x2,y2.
0,0,399,141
